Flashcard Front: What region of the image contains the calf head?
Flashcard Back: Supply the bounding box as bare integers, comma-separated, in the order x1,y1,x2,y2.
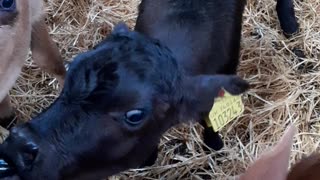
237,125,320,180
239,124,320,180
238,125,297,180
0,23,249,179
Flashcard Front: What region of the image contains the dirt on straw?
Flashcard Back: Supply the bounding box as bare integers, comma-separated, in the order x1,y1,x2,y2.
1,0,320,179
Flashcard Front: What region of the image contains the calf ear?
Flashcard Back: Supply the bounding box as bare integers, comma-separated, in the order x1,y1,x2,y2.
177,75,249,122
61,52,119,103
238,125,297,180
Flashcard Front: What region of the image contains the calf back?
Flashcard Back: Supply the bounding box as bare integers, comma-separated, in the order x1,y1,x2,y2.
135,0,246,76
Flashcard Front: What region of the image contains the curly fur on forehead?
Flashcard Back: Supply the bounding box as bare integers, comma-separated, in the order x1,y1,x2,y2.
61,25,183,105
102,26,184,95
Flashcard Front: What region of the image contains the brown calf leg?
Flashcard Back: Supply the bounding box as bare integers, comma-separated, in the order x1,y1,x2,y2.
0,96,15,128
30,18,66,86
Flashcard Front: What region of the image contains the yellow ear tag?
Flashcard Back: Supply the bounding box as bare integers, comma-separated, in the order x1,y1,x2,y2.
205,88,244,132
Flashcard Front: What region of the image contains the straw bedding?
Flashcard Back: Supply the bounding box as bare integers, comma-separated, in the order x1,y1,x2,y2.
1,0,320,179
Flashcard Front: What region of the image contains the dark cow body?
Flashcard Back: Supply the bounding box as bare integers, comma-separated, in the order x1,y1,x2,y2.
135,0,246,153
135,0,245,75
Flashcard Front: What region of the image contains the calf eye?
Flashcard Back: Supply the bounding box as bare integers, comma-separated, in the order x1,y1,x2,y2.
1,0,15,10
125,109,144,126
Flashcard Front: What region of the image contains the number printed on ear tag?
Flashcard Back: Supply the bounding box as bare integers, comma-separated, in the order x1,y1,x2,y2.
205,89,244,132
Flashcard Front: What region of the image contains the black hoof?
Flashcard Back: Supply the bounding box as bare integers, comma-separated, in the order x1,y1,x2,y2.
282,26,299,38
202,128,224,152
276,1,299,38
281,19,299,38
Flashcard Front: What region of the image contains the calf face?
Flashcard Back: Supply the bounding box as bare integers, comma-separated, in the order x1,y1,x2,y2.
0,0,66,127
0,24,249,180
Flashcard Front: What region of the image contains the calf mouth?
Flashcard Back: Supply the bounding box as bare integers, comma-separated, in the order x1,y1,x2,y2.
0,124,40,179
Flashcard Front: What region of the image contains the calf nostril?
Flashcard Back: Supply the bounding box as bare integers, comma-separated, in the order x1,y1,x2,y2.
0,159,9,168
0,159,16,178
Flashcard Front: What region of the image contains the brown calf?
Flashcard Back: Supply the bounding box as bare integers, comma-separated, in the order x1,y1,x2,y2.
0,0,66,127
239,125,320,180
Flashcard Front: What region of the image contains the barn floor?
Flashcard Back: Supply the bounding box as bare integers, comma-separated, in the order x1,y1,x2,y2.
3,0,320,179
